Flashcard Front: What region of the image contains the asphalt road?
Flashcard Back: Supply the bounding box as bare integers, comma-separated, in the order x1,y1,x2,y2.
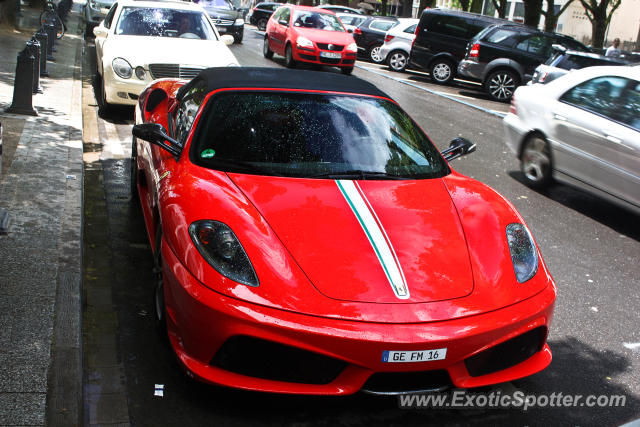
83,26,640,426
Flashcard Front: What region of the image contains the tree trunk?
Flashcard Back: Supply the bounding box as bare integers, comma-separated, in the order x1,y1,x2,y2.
469,0,483,13
416,0,433,17
0,0,17,29
401,0,413,17
491,0,507,18
591,17,606,47
524,0,543,28
459,0,470,11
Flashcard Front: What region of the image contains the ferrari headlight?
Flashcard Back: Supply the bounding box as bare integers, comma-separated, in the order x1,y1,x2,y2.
189,220,259,287
296,36,314,48
506,223,539,283
346,42,358,52
112,57,133,79
234,18,244,26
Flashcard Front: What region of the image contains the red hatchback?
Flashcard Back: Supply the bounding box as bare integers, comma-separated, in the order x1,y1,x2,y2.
263,5,357,75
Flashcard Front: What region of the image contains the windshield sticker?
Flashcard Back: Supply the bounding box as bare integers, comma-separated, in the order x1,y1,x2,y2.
201,149,216,158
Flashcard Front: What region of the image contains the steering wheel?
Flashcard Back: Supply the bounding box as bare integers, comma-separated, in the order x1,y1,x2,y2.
179,32,201,39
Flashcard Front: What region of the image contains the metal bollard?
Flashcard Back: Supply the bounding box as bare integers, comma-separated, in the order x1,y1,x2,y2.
35,30,49,77
5,49,38,116
44,22,56,59
0,121,10,235
26,37,42,94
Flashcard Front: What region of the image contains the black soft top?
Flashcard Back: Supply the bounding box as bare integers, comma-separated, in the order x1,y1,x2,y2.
176,67,391,101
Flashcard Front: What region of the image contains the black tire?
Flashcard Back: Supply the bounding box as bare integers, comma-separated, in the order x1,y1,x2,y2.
386,50,408,72
430,59,454,84
257,18,268,31
520,134,553,190
285,44,296,68
233,33,243,44
341,67,353,75
369,44,383,63
130,137,139,200
263,36,273,59
97,74,112,115
485,69,519,102
153,224,167,339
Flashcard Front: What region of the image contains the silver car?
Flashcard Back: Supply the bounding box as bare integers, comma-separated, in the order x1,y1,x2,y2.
503,66,640,214
378,18,418,72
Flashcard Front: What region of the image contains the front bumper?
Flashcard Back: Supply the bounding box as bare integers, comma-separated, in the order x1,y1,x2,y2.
162,238,556,395
457,59,484,81
214,24,244,39
292,46,356,69
503,112,531,157
103,66,148,106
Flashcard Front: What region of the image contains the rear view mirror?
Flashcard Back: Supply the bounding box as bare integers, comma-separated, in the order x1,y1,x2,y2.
220,34,234,45
93,24,107,38
441,137,476,162
132,123,181,156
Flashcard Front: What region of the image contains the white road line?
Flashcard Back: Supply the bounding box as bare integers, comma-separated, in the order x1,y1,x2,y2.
103,120,125,157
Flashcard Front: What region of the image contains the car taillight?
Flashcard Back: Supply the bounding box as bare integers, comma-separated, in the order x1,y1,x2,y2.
384,34,394,43
469,42,480,61
509,96,517,115
414,25,420,36
354,27,362,35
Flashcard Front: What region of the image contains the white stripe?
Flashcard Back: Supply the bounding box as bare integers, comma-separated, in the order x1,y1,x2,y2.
337,180,409,299
104,121,125,157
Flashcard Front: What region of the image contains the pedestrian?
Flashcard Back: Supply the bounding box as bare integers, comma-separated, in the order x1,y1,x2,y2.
605,38,621,57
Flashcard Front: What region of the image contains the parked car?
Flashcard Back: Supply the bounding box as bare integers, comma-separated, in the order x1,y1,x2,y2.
352,15,398,63
335,12,366,33
503,66,640,213
378,17,418,72
93,0,238,111
197,0,245,43
458,23,588,101
316,4,363,15
530,45,629,84
248,1,280,30
263,5,357,74
84,0,116,35
131,66,556,394
409,8,506,84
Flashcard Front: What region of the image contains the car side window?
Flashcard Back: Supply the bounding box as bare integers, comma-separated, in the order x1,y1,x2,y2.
560,76,630,121
515,35,551,57
404,24,417,34
280,7,290,24
369,20,396,32
467,19,489,37
485,28,519,46
271,7,282,21
614,81,640,132
104,3,118,29
173,81,207,147
426,15,469,38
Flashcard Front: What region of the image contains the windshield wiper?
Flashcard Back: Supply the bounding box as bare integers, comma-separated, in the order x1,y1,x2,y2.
308,170,406,180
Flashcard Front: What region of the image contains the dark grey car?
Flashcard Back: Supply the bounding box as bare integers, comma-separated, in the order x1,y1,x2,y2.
198,0,245,43
531,46,630,84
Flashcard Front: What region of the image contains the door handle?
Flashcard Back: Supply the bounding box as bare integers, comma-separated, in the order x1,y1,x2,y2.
552,113,567,121
603,133,622,144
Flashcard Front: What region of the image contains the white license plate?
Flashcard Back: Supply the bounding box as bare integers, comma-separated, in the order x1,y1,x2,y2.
217,27,227,33
320,51,341,59
382,348,447,363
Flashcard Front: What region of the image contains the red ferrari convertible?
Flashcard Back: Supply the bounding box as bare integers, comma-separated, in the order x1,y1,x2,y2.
131,67,556,395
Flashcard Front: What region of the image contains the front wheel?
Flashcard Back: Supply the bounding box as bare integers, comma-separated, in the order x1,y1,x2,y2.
153,224,167,339
485,69,518,102
97,73,112,115
430,59,454,84
521,134,553,189
369,45,383,63
130,138,139,200
387,50,408,72
263,36,273,59
257,18,267,31
285,44,296,68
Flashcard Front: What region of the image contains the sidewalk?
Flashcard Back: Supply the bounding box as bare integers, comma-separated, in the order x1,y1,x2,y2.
0,2,84,425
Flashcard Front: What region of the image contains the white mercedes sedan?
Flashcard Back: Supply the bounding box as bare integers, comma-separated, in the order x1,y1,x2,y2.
94,0,239,110
503,66,639,214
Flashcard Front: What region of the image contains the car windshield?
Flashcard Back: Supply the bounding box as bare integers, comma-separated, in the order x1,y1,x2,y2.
190,92,450,180
292,11,345,31
115,7,216,39
198,0,233,10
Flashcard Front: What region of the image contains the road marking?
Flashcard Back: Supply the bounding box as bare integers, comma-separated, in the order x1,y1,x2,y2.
356,64,507,119
103,120,125,157
623,342,640,350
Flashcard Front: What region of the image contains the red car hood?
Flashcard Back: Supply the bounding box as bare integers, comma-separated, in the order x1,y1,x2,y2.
293,28,355,45
229,174,474,304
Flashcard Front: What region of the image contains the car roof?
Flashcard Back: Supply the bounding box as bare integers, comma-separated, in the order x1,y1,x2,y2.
422,8,507,24
177,67,390,101
279,4,335,13
561,49,629,63
118,0,206,10
549,65,640,87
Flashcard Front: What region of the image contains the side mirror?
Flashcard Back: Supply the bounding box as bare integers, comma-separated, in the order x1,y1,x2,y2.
220,34,234,45
347,28,353,33
132,123,181,156
93,24,107,38
551,43,567,53
278,19,288,26
441,137,476,162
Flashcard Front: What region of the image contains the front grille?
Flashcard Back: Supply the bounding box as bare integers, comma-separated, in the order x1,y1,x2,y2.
342,59,355,65
362,370,452,395
211,18,234,26
465,327,547,377
299,53,316,61
148,64,205,79
319,57,341,65
317,43,344,51
211,336,347,385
